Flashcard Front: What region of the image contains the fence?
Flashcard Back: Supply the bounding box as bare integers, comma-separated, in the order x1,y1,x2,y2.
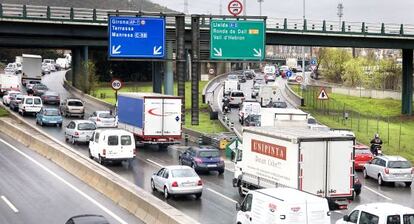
300,86,413,156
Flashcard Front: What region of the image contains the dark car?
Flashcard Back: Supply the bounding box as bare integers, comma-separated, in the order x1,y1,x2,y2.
32,84,48,96
237,74,246,83
41,91,60,105
179,146,225,174
65,214,109,224
243,70,255,80
244,114,261,127
9,94,25,111
267,101,288,108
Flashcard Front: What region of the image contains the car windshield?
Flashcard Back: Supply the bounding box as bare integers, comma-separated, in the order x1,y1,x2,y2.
248,115,261,122
199,150,220,158
272,102,287,108
355,149,371,154
227,75,238,80
171,169,197,178
36,85,48,90
44,110,60,116
231,92,244,97
78,123,96,130
388,161,412,169
99,112,115,118
308,118,317,124
68,101,83,106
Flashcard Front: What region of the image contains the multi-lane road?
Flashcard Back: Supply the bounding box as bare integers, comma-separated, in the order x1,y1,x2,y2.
2,70,414,223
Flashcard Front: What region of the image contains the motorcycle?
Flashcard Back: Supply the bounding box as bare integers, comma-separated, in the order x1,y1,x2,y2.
223,105,230,114
371,143,382,156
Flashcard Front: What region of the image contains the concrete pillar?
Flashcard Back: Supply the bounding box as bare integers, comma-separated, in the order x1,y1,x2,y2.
152,62,162,93
164,41,174,95
72,48,81,88
191,16,200,125
175,15,186,122
402,49,413,115
81,46,89,92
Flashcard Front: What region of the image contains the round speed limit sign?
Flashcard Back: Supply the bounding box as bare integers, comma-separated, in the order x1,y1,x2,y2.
111,79,123,91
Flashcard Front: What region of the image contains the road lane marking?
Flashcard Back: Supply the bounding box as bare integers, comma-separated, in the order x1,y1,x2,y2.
0,138,128,224
363,186,392,201
1,195,19,213
146,159,163,168
206,188,237,204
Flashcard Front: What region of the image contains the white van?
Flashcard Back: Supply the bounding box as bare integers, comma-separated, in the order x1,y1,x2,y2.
236,188,330,224
224,79,239,96
258,85,275,107
336,202,414,224
89,129,135,165
238,101,261,125
19,96,42,116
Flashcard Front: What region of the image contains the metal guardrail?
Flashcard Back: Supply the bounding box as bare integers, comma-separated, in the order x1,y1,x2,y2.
2,4,414,37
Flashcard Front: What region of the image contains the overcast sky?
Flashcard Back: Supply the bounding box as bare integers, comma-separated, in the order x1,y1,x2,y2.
150,0,414,24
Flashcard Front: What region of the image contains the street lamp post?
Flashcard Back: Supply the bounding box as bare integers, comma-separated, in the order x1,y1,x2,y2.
301,0,307,89
258,0,264,16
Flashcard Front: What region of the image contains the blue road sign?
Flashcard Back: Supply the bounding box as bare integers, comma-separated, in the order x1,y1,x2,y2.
108,16,165,58
286,70,293,78
310,58,317,65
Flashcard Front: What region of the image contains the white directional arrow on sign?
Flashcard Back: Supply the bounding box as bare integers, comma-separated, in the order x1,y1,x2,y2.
213,48,223,57
112,45,121,55
253,48,262,57
153,46,163,55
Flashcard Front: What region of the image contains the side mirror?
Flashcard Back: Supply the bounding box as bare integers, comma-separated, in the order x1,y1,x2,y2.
343,215,350,221
236,203,241,211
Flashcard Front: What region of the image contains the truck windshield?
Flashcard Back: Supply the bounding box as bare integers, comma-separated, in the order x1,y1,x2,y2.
199,150,220,158
388,161,412,169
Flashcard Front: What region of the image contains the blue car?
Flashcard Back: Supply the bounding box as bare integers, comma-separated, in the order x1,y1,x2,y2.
36,107,63,127
179,146,225,175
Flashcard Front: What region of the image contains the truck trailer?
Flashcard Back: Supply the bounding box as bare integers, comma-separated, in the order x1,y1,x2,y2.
21,54,42,86
117,92,182,149
232,126,355,210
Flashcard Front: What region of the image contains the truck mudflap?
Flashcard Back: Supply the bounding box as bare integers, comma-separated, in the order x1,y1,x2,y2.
328,198,350,210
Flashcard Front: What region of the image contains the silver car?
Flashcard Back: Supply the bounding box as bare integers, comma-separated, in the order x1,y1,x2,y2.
89,111,117,128
65,120,96,144
151,165,203,199
363,155,413,187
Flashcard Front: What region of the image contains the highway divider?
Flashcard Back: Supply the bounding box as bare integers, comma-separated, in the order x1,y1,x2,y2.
0,106,198,224
284,83,304,107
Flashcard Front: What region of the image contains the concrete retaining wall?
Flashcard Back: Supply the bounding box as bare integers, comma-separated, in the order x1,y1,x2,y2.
284,83,304,107
0,114,198,224
332,86,407,100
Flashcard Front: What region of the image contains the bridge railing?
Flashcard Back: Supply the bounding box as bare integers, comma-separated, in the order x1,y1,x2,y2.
1,3,414,37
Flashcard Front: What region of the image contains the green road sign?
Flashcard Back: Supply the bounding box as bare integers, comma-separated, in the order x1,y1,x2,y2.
210,20,265,60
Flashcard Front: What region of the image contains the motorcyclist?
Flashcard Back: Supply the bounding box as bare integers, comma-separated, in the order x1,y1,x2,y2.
222,96,230,113
370,133,383,156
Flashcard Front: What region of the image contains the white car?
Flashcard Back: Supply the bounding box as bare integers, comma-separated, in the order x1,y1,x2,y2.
229,90,245,107
65,120,96,144
26,80,42,90
89,111,117,128
363,155,413,187
89,129,135,165
336,202,414,224
18,96,42,116
2,90,20,106
151,165,203,199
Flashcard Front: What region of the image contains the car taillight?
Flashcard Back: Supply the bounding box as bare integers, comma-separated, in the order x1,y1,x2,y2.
384,168,389,174
220,157,224,162
411,168,414,174
197,180,203,186
97,118,101,122
194,157,202,163
241,97,245,101
102,149,106,156
74,132,79,136
230,97,234,100
172,181,178,187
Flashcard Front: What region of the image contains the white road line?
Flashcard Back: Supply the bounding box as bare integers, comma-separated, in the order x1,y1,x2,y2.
1,195,19,213
0,138,128,224
363,186,393,201
146,159,163,168
206,188,237,204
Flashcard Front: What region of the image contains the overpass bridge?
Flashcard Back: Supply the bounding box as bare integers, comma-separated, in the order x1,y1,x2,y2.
0,3,413,114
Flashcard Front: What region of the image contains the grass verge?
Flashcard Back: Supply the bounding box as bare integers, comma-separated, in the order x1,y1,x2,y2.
93,82,226,134
0,108,8,117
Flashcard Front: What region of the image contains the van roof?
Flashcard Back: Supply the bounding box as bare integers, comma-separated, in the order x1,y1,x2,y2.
95,128,132,135
354,203,414,215
254,188,327,203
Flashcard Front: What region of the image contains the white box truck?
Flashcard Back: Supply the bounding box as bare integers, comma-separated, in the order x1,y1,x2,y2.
223,79,239,96
260,108,309,127
258,85,275,107
236,188,331,224
21,54,42,86
117,92,182,149
0,73,20,96
232,126,355,210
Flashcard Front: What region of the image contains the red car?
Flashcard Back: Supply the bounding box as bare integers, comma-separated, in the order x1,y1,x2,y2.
354,144,373,170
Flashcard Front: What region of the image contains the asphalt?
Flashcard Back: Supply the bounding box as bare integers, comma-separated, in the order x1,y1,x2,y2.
5,70,414,224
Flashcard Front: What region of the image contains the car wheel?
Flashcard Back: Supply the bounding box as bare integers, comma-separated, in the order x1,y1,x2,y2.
151,179,156,191
405,182,412,187
88,149,93,159
71,137,76,145
163,187,170,199
64,135,68,142
238,185,245,197
178,158,182,165
218,169,224,175
98,155,105,165
378,175,385,186
363,169,369,179
21,111,25,116
40,120,43,126
57,123,62,128
195,193,202,199
192,163,197,172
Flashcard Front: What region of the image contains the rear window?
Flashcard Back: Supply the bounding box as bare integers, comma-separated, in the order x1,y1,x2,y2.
403,214,414,224
34,98,41,104
120,135,132,145
355,149,372,155
78,123,96,130
36,85,48,90
44,110,60,116
25,98,33,104
99,113,115,118
171,169,197,178
360,211,379,224
68,101,83,106
387,215,400,224
108,136,118,146
198,150,220,158
388,161,412,169
231,92,244,97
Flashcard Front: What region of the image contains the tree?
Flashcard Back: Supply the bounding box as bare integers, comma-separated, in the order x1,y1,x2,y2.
343,58,366,87
318,48,352,83
371,59,401,90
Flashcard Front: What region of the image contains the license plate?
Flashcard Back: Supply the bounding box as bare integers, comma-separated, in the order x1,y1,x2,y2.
86,135,90,139
182,183,194,187
207,164,217,167
49,121,56,123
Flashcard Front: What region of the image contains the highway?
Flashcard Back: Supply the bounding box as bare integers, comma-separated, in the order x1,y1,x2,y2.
5,70,414,223
0,131,142,224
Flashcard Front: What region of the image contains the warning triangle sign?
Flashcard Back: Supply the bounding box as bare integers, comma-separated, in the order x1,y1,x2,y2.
318,88,329,100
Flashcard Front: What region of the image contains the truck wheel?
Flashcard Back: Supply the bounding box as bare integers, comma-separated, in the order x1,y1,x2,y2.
158,144,167,150
405,182,412,187
195,193,202,199
238,185,245,197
